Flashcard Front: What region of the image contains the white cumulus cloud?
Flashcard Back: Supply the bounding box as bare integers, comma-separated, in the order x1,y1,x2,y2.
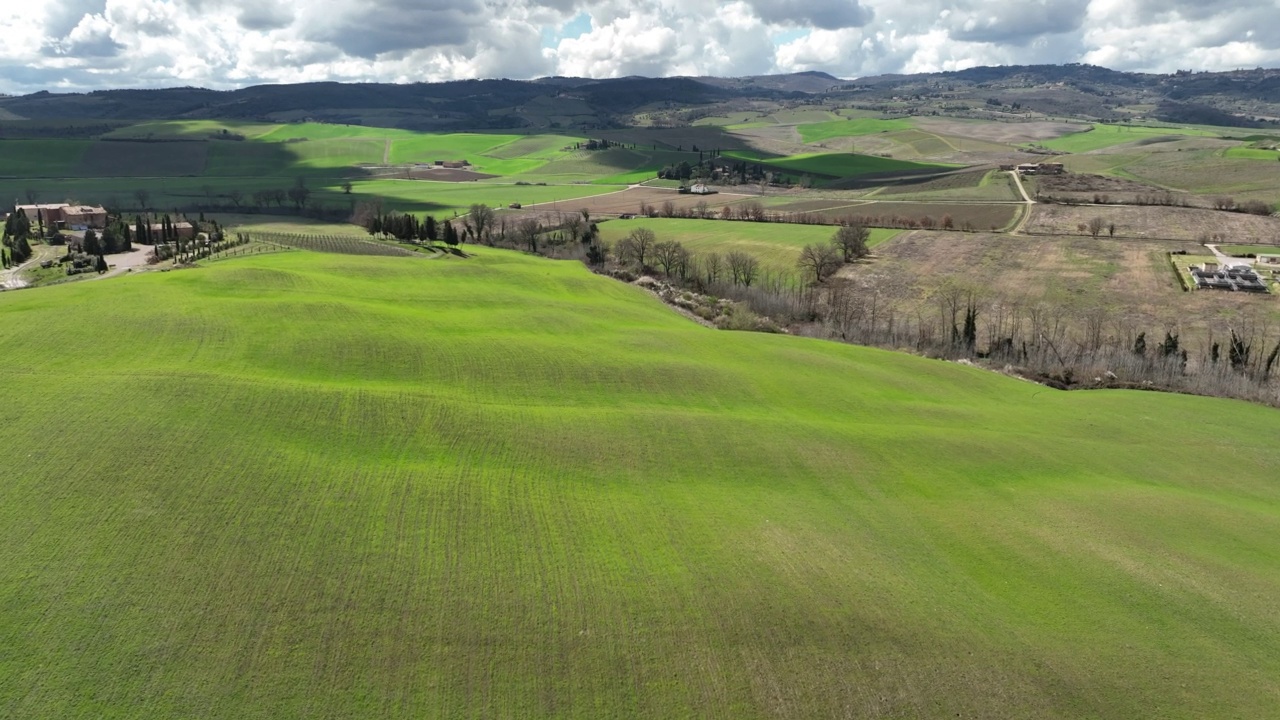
0,0,1275,94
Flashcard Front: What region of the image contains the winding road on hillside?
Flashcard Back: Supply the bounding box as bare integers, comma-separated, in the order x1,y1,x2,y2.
0,245,59,290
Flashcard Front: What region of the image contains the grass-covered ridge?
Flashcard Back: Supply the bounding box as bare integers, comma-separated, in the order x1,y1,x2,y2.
1038,123,1218,153
2,250,1279,718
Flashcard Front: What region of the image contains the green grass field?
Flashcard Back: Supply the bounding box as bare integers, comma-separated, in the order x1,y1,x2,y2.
1039,123,1218,153
1219,244,1280,256
0,175,620,218
1224,146,1280,160
797,117,914,143
0,138,93,177
2,249,1280,718
594,217,891,277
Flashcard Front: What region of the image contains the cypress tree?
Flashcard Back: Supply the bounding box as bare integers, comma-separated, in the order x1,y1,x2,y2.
84,229,101,256
13,235,31,263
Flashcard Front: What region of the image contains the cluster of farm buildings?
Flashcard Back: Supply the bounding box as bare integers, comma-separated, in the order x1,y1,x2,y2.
13,203,108,231
999,162,1065,175
6,203,196,240
1192,260,1276,293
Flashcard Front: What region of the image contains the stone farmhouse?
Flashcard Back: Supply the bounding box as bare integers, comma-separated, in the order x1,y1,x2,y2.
149,221,197,240
13,203,108,231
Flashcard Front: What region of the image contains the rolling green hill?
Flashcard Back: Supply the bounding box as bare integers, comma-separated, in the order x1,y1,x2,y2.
2,249,1279,718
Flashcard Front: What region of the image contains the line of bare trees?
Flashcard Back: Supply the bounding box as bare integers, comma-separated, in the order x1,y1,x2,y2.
567,219,1280,407
626,198,984,232
458,203,1280,408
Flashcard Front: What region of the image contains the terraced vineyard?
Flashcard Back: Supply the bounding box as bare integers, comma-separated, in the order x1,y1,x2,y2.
2,249,1279,719
248,231,424,256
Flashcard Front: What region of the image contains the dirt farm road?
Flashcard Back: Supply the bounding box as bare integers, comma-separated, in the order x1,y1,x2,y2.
1008,170,1036,235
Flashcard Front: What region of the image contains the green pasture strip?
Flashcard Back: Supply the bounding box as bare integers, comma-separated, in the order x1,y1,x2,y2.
692,112,766,127
597,216,900,277
723,150,956,179
348,179,617,216
1040,124,1219,153
1220,245,1280,256
797,117,915,143
766,108,842,124
1224,146,1280,160
103,120,284,140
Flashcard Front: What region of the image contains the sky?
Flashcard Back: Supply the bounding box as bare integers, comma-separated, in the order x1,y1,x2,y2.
1,0,1279,94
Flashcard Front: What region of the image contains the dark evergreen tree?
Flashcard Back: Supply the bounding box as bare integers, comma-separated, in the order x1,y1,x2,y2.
962,303,978,349
12,235,32,263
101,226,118,254
83,229,102,256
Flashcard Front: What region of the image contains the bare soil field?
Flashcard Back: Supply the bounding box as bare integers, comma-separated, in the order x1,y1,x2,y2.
1036,173,1169,197
1032,173,1194,205
876,169,991,196
360,166,498,181
848,201,1019,230
764,197,1019,230
600,126,752,152
844,231,1279,345
1025,204,1280,243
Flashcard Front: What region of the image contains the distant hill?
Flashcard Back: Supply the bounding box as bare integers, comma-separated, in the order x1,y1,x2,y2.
2,64,1279,131
694,71,845,94
840,64,1280,127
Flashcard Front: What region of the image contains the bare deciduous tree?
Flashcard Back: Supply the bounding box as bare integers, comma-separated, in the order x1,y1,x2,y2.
833,223,871,262
653,240,687,276
466,204,496,244
797,243,842,284
727,251,760,287
516,218,541,253
1087,216,1106,238
563,214,584,244
618,227,655,268
703,252,723,284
